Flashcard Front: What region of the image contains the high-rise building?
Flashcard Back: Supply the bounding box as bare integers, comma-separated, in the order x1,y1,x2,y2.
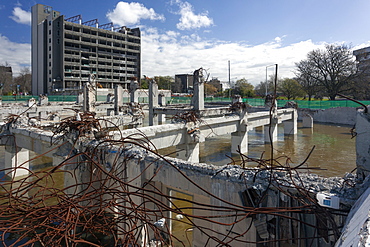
353,46,370,73
31,4,141,95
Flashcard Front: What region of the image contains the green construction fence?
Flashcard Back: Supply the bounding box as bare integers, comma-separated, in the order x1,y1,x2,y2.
2,95,369,110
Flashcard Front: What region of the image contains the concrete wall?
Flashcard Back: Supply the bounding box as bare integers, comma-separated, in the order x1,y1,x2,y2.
298,107,358,126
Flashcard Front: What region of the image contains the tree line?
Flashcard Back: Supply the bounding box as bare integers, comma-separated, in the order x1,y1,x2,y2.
141,44,370,101
1,43,368,100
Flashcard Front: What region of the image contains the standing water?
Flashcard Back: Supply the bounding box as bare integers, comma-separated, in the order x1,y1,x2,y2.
160,122,356,178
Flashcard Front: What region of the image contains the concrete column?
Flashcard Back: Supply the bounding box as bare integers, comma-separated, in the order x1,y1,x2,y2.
192,68,204,111
231,110,248,154
264,122,278,143
114,85,123,115
83,75,96,113
76,92,84,104
54,155,83,197
38,95,48,105
130,80,139,103
284,109,298,135
231,131,248,154
158,93,166,124
107,93,115,103
302,114,313,128
232,95,242,104
149,80,159,126
28,98,37,107
176,125,201,163
176,142,200,163
5,147,29,177
356,108,370,182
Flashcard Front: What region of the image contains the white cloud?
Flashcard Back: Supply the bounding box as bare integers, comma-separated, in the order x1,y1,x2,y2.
106,2,165,26
141,28,326,85
10,7,31,25
0,28,339,86
172,0,213,30
0,35,31,75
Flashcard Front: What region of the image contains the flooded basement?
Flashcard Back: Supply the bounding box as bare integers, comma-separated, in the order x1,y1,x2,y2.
160,122,356,177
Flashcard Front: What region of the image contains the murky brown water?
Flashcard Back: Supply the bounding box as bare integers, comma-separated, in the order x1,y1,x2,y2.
0,122,355,179
160,123,356,178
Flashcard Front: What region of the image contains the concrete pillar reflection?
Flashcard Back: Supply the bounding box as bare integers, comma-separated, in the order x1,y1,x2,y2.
231,131,248,154
4,147,29,177
302,114,313,128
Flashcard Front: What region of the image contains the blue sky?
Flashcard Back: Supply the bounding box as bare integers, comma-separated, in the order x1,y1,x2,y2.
1,0,370,85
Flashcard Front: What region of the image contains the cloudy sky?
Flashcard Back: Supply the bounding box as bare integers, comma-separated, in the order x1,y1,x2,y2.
1,0,370,85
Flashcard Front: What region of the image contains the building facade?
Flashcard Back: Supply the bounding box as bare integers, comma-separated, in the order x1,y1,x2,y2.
173,74,194,93
31,4,141,95
353,46,370,72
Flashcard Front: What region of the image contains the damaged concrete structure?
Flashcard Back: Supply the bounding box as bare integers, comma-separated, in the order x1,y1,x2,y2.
1,68,369,246
0,111,365,246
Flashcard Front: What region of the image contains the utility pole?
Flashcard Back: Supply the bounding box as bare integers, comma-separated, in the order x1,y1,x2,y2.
228,60,231,98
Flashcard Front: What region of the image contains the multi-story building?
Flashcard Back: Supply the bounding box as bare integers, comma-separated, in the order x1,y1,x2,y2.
353,46,370,73
174,74,194,93
31,4,141,95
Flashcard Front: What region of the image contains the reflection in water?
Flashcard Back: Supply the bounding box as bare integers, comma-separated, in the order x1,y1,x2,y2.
161,123,356,178
0,123,356,180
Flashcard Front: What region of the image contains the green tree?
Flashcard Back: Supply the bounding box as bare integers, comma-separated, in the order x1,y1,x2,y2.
278,78,305,100
140,77,149,89
254,81,275,96
154,76,174,90
295,44,357,100
204,83,218,96
234,78,255,97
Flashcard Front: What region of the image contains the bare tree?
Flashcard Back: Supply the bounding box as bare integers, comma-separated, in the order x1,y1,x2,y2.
295,44,357,100
295,60,321,100
0,62,13,95
13,67,32,94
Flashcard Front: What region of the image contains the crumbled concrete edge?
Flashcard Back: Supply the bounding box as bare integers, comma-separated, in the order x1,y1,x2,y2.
119,145,359,206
